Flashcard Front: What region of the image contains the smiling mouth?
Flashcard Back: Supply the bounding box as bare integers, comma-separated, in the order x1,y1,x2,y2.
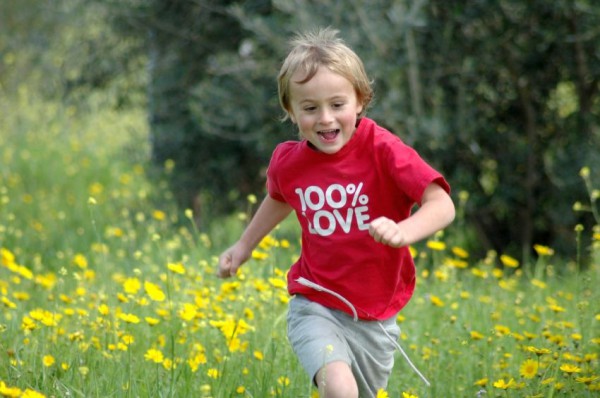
318,129,340,142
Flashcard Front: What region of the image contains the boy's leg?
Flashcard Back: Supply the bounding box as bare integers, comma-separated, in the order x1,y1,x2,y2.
287,295,399,397
315,361,358,398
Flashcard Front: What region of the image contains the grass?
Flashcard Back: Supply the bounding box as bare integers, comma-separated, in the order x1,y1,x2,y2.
0,90,599,398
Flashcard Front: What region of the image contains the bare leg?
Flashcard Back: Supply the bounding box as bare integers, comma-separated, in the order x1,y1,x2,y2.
315,361,359,398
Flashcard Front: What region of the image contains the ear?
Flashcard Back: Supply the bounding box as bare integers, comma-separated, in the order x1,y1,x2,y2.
356,102,364,116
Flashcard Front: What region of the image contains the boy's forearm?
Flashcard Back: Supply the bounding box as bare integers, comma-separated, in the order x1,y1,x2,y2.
238,195,293,250
398,185,455,246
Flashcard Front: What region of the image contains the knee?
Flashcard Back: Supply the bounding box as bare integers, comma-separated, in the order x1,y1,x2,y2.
316,361,358,398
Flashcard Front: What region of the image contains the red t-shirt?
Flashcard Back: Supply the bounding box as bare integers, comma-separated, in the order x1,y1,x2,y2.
267,117,450,320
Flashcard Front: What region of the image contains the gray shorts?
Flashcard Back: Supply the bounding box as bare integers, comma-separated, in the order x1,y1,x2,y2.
286,295,400,398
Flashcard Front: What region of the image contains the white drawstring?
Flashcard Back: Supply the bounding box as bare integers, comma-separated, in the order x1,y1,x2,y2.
296,277,358,321
295,277,431,387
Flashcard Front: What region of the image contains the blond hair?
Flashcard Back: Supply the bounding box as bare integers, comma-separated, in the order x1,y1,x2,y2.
277,28,373,120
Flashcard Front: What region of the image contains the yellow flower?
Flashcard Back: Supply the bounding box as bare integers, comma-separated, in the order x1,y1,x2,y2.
118,313,140,324
207,368,220,379
178,303,197,321
98,304,110,315
152,210,166,221
493,378,515,389
251,250,269,260
268,277,286,289
42,355,55,367
277,376,290,386
145,317,160,326
549,304,566,313
121,334,135,345
430,295,445,307
401,392,418,398
162,358,174,370
145,348,164,364
123,277,141,295
144,281,166,302
470,331,485,340
533,244,554,256
22,388,46,398
236,386,246,394
426,240,446,251
451,246,469,258
167,262,186,275
29,309,61,327
254,351,264,361
500,254,519,268
494,324,511,336
519,358,538,379
0,381,22,397
72,254,88,269
376,389,389,398
474,378,488,386
531,279,547,289
560,363,582,374
408,246,418,258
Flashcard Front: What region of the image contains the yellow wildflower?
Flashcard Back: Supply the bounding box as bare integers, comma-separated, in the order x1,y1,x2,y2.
72,254,88,269
207,368,220,379
376,389,388,398
144,348,164,363
42,355,55,367
533,244,554,256
152,210,166,221
167,262,186,275
451,246,469,258
519,359,538,379
118,313,140,324
426,240,446,251
560,363,582,374
493,378,515,389
500,254,519,268
144,281,166,302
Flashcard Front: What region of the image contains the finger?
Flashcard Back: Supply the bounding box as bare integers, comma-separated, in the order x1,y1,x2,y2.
217,255,232,278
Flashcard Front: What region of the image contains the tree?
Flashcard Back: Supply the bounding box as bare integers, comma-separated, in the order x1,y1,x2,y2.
190,0,599,258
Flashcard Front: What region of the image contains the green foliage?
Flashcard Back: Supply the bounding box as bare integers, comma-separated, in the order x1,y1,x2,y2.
0,0,146,107
187,0,600,258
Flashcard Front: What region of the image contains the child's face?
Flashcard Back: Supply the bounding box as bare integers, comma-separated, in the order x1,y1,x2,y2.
288,66,363,154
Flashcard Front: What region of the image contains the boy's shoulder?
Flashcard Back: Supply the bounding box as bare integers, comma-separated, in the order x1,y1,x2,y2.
270,140,306,166
273,139,303,156
364,118,408,152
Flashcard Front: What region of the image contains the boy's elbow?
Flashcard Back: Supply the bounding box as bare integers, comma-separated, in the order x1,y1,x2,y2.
442,194,456,227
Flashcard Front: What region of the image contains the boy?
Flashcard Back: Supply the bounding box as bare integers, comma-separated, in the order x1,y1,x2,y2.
218,28,455,397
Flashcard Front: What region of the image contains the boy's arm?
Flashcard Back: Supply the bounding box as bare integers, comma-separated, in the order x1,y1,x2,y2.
217,195,293,278
369,183,455,248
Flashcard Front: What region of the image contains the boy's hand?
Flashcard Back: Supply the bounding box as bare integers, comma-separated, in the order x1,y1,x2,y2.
368,217,407,248
217,242,251,278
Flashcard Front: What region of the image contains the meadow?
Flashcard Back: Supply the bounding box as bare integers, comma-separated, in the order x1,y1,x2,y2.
1,90,599,398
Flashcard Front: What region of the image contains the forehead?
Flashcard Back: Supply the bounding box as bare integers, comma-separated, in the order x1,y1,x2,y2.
289,66,355,100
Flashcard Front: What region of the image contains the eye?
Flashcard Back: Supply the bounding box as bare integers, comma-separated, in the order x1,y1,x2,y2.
332,102,345,109
303,105,317,112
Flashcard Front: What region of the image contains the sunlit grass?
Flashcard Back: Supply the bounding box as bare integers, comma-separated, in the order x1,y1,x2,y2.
1,92,598,397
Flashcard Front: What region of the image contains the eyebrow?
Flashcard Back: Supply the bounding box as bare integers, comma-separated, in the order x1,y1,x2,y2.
298,95,349,104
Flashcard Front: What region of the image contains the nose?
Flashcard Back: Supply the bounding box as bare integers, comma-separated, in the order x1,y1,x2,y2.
318,108,334,124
